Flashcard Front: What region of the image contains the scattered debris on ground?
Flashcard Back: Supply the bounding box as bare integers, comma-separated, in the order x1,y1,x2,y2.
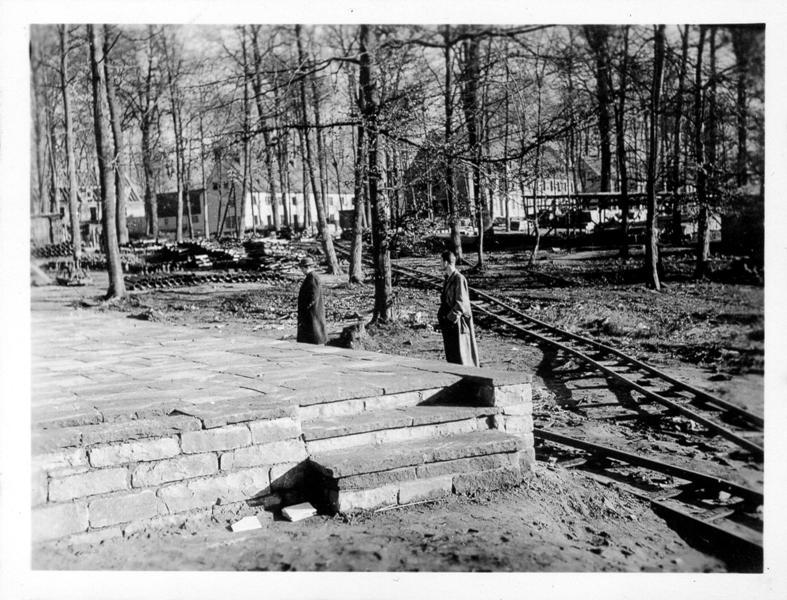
282,502,318,523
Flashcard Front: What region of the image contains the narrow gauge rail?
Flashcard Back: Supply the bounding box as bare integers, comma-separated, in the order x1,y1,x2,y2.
333,242,763,459
535,428,763,571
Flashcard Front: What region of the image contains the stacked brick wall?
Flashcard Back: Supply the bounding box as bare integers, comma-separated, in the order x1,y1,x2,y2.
31,413,305,543
486,382,536,472
31,372,535,542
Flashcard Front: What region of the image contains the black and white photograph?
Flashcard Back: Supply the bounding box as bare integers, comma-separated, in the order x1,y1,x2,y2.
1,1,786,598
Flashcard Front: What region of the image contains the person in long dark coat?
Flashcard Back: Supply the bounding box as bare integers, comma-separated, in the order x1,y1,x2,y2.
437,250,480,367
297,256,327,344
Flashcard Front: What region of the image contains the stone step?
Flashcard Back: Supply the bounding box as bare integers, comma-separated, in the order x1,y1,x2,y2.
309,430,526,512
303,405,501,453
311,429,522,480
297,387,449,421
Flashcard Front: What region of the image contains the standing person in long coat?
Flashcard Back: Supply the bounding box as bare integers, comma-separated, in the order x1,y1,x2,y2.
297,256,327,344
437,250,480,366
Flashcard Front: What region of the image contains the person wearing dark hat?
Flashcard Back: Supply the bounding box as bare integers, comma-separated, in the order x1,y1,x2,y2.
297,256,327,344
437,250,479,366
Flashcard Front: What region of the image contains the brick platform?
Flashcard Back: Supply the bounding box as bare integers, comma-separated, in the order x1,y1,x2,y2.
31,288,533,543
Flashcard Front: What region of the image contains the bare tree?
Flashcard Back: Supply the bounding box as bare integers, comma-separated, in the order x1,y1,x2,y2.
129,26,162,240
645,25,666,290
30,32,51,215
295,25,342,273
250,26,280,232
583,26,613,192
669,25,690,245
526,49,548,268
88,24,125,298
239,26,252,239
360,25,392,322
693,26,709,278
161,29,185,243
729,25,762,188
57,25,82,267
349,67,366,284
103,26,130,245
442,27,463,261
459,32,485,271
613,26,631,258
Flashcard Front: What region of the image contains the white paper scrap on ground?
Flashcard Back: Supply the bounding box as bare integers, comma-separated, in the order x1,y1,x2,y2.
281,502,317,522
230,515,264,532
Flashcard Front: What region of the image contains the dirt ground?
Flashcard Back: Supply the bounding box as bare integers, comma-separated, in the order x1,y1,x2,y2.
33,246,764,572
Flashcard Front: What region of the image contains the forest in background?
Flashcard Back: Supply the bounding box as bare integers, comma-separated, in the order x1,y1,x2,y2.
29,24,765,315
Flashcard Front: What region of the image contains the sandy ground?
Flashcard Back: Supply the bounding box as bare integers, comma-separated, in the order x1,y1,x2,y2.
35,468,723,572
31,246,763,572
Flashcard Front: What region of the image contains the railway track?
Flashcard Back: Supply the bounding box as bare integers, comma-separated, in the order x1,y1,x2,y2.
333,241,763,567
333,242,763,459
535,428,762,571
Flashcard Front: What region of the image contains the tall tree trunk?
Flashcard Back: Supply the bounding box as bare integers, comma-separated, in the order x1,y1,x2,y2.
528,145,542,267
297,128,310,229
503,50,511,232
261,132,279,231
250,27,280,231
460,34,485,271
615,26,630,259
184,138,194,238
278,140,291,227
393,147,404,220
527,60,546,267
730,26,754,188
162,33,184,243
360,24,391,322
272,65,291,228
671,26,689,245
239,28,251,239
46,104,59,215
442,27,463,260
331,137,344,200
216,151,227,238
88,25,125,298
309,44,330,224
198,96,210,238
349,71,366,284
583,26,613,191
247,139,256,236
295,25,342,273
103,26,129,245
240,133,249,238
58,25,82,267
141,123,157,239
694,26,709,278
30,36,48,215
140,28,159,240
701,27,719,272
384,146,395,228
645,25,666,290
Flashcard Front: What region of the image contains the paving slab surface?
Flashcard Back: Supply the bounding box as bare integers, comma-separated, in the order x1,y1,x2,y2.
30,284,530,436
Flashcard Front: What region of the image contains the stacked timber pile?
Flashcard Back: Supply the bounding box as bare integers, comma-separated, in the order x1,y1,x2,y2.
188,240,246,267
188,254,213,270
31,242,74,259
244,237,291,258
123,269,299,291
244,238,306,273
158,243,192,264
121,238,316,290
32,244,146,275
143,241,246,271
